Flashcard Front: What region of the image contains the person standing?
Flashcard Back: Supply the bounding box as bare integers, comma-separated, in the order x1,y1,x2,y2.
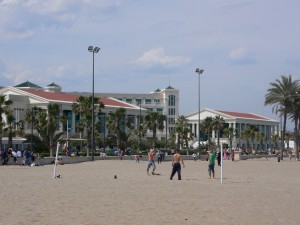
217,149,221,166
157,150,162,164
170,149,185,180
208,149,216,179
147,149,156,175
24,148,31,166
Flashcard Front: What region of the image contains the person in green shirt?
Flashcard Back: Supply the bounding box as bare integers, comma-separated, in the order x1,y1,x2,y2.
208,149,215,179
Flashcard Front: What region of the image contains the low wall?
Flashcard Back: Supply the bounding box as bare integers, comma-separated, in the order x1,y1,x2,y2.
2,154,281,166
3,154,203,166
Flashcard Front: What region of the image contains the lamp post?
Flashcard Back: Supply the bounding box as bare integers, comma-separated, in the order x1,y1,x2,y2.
195,68,204,158
138,101,142,152
30,107,37,151
88,46,100,161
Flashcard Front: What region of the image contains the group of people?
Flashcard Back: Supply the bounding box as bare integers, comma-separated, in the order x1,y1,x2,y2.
0,147,35,166
145,148,223,180
146,148,185,180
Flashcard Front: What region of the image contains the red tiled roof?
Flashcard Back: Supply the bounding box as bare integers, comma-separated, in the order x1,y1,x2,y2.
22,89,136,108
216,110,269,120
101,98,134,108
24,89,78,102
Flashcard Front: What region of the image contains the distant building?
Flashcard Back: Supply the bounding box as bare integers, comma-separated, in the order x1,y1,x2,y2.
75,85,180,139
186,108,279,150
1,81,179,148
0,83,148,149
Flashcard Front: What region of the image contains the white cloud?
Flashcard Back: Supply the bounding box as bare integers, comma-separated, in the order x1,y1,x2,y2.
134,48,190,68
228,47,256,64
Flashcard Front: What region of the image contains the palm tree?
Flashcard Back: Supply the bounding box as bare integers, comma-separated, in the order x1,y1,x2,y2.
72,96,104,155
287,86,300,159
240,125,259,153
25,105,65,156
212,115,225,148
2,111,24,148
175,115,193,154
106,108,126,150
265,75,300,158
144,111,166,148
257,131,265,152
223,127,235,150
271,133,280,149
284,132,293,152
134,123,148,151
0,95,13,148
201,116,214,151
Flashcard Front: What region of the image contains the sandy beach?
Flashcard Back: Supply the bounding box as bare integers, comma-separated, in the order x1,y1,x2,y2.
0,157,299,225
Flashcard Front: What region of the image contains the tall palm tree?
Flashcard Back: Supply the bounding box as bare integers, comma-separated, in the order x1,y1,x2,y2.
212,115,225,148
25,105,65,156
240,125,259,153
223,127,235,149
284,132,293,152
257,131,265,152
175,115,193,153
144,111,166,148
134,123,148,151
265,75,299,158
0,95,13,148
72,96,104,155
287,86,300,159
201,116,214,151
106,108,126,150
271,133,279,149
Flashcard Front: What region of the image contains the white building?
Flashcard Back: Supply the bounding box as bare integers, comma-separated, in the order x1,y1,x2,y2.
186,108,279,150
75,85,180,139
0,82,148,149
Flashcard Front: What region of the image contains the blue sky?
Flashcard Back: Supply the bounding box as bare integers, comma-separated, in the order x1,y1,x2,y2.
0,0,299,128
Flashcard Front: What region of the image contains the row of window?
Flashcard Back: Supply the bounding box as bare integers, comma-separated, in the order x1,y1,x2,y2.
121,95,177,106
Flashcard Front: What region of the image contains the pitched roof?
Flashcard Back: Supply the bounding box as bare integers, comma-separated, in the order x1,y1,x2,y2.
22,89,137,109
14,81,41,89
23,89,78,102
165,85,174,89
46,82,61,87
216,110,269,120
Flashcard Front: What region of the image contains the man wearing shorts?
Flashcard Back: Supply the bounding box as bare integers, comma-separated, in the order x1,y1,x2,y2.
147,149,156,175
208,149,215,179
170,149,185,180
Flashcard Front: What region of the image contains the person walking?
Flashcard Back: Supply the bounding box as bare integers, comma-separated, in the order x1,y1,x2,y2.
24,148,31,166
217,149,221,166
208,149,216,179
147,149,156,175
170,149,185,180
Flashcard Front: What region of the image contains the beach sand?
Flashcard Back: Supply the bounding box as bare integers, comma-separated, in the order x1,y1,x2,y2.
0,157,299,225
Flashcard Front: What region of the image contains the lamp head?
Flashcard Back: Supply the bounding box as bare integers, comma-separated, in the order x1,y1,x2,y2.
94,47,100,53
88,46,93,52
195,68,204,74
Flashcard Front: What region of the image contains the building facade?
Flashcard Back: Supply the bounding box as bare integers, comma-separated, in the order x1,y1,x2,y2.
76,85,180,140
186,108,280,150
0,81,179,148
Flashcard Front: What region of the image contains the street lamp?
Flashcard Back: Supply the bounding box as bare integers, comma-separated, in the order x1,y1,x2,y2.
195,68,204,158
30,107,37,151
138,101,142,152
88,46,100,161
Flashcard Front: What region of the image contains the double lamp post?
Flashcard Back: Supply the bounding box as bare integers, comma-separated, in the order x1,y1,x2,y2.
88,46,100,161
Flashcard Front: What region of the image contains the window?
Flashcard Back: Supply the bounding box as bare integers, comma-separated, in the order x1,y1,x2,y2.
136,99,142,104
168,108,175,115
168,95,176,106
154,99,160,103
145,99,152,104
126,99,132,103
156,108,163,112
